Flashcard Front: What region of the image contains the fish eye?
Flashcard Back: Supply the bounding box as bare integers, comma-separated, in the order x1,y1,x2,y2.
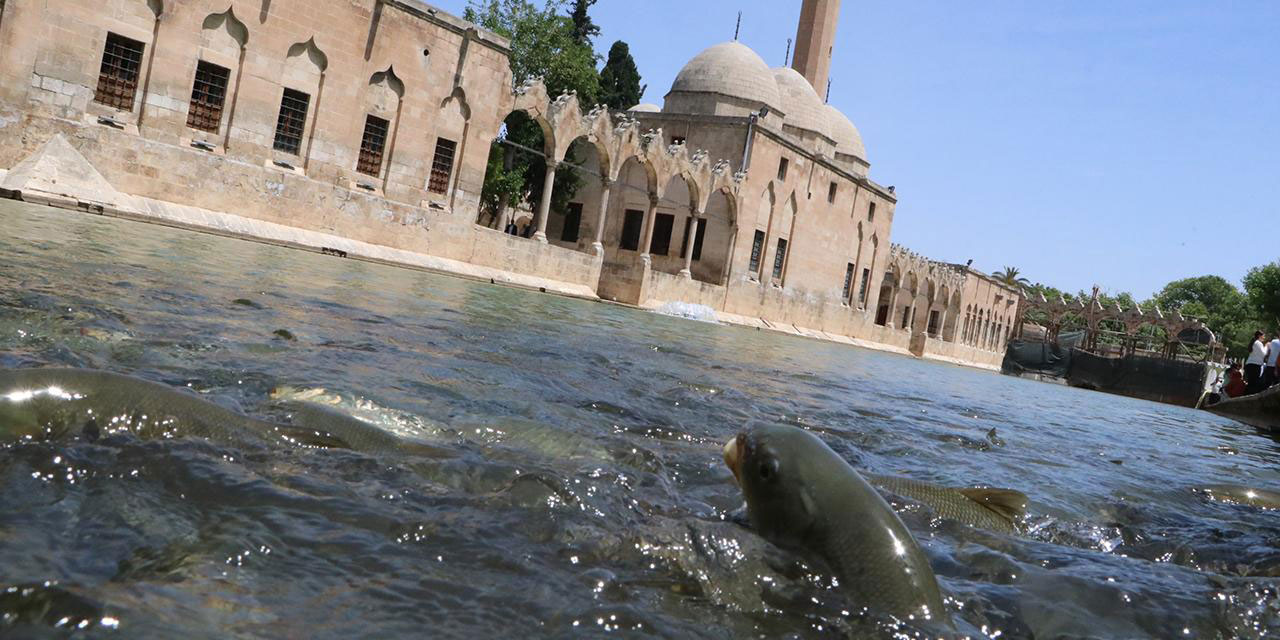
758,458,778,481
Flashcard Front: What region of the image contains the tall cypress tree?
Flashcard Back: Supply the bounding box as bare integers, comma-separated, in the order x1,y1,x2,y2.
599,41,645,111
569,0,599,46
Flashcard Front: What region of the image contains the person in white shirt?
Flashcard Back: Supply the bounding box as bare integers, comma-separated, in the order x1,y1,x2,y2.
1264,331,1280,390
1244,330,1268,395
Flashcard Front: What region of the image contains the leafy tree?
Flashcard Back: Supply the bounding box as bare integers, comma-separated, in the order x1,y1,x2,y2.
465,0,600,104
1153,275,1256,356
1243,262,1280,330
569,0,599,46
465,0,598,225
993,266,1030,288
599,41,646,111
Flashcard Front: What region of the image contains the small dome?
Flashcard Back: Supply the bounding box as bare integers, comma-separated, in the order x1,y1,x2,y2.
668,42,781,112
628,103,661,113
772,67,833,141
824,105,867,162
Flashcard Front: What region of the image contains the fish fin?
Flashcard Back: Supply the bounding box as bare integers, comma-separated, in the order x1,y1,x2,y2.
958,487,1028,523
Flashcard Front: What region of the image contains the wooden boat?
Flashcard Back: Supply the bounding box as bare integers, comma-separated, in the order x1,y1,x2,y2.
1203,384,1280,433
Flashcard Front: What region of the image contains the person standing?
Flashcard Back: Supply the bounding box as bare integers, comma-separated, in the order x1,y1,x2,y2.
1265,330,1280,389
1244,330,1268,395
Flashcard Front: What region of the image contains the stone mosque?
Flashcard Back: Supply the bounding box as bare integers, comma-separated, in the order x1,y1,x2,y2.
0,0,1021,369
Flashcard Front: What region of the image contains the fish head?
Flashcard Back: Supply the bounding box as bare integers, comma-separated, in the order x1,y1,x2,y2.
723,424,820,545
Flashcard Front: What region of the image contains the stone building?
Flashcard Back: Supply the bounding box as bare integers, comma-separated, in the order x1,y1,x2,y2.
0,0,1021,370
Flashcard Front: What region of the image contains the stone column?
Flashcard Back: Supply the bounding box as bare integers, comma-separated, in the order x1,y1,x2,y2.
532,160,558,244
679,212,699,279
591,177,613,257
937,309,948,340
639,194,659,265
885,288,900,329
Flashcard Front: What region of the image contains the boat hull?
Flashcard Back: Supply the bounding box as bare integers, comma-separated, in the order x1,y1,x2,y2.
1204,385,1280,433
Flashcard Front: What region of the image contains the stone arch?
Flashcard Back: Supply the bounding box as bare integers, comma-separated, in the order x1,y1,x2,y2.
697,187,738,284
545,134,608,252
763,192,798,282
601,154,661,255
942,291,962,342
367,67,402,113
185,8,250,142
201,9,249,50
475,101,558,230
286,38,328,74
642,173,696,271
965,305,975,344
269,38,328,164
901,272,919,332
875,263,899,327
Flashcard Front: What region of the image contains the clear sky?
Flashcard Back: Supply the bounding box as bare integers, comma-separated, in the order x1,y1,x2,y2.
433,1,1279,300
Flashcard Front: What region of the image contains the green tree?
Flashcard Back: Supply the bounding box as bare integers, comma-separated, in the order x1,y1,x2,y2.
465,0,598,224
465,0,600,104
1153,275,1256,356
568,0,599,46
599,41,646,111
993,266,1030,289
1243,262,1280,330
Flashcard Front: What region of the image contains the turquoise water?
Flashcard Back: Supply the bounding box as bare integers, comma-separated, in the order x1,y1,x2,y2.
0,199,1277,638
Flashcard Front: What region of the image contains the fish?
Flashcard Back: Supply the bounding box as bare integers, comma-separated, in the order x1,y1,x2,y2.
863,472,1028,534
0,368,443,456
1197,485,1280,510
271,385,625,466
723,424,952,628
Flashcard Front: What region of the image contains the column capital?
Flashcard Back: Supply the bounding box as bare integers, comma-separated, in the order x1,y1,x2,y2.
599,176,613,188
545,160,560,170
648,193,660,207
689,207,703,218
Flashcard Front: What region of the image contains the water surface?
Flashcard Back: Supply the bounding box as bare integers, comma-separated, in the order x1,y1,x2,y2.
1,200,1277,638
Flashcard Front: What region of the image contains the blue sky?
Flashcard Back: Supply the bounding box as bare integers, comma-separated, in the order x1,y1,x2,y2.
434,1,1279,300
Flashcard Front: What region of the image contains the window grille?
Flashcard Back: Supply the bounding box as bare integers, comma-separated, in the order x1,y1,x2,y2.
428,138,457,194
186,60,231,133
772,238,788,279
858,268,870,303
424,136,455,192
94,33,145,111
749,230,766,273
273,89,310,155
357,115,390,176
843,263,855,300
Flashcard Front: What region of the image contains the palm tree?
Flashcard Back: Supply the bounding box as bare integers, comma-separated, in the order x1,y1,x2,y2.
994,266,1031,288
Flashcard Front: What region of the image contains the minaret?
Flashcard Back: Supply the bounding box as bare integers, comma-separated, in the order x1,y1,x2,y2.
791,0,841,95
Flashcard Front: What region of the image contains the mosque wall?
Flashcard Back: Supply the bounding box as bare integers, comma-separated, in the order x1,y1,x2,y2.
0,0,607,290
0,0,1021,370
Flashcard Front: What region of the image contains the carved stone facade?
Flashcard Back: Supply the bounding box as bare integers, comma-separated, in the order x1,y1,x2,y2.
0,0,1022,370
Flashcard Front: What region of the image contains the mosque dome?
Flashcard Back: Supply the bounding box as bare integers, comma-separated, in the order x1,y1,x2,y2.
666,42,782,114
823,104,867,162
628,103,661,113
772,67,833,141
